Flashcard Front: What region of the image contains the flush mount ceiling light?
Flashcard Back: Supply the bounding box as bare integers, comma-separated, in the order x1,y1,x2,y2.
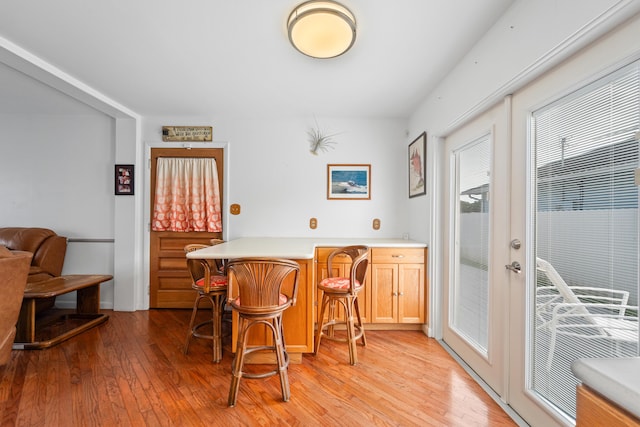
287,0,356,59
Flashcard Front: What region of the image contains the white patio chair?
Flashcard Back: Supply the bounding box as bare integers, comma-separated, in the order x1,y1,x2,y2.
535,257,638,370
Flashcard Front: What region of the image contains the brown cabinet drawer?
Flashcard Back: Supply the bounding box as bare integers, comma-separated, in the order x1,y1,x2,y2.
371,248,424,264
316,247,354,264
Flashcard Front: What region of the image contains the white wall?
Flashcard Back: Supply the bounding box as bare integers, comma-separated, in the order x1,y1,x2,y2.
0,112,116,307
409,0,640,137
143,116,409,239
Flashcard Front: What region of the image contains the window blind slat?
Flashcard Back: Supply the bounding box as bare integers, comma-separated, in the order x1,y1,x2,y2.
531,61,640,418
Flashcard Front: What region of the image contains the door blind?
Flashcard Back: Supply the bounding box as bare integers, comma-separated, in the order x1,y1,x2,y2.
531,60,640,418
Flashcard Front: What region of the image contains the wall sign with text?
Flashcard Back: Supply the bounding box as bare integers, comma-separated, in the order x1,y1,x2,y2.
162,126,213,142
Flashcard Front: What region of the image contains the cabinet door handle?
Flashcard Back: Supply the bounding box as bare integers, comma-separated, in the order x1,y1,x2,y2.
392,254,404,258
392,292,398,296
398,292,404,296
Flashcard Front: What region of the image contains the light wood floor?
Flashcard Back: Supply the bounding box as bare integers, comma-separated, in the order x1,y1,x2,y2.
1,309,517,426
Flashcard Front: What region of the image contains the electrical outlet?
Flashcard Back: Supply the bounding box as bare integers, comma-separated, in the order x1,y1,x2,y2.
230,204,241,215
373,218,380,230
309,217,318,229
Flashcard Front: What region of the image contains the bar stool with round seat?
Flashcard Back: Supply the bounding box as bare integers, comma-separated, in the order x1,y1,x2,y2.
183,243,228,363
226,258,300,407
314,245,369,365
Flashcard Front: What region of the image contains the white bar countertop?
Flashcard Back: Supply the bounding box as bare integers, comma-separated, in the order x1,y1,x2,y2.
186,237,427,259
571,357,640,419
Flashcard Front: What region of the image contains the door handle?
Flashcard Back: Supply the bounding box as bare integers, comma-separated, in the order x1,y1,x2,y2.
505,261,521,274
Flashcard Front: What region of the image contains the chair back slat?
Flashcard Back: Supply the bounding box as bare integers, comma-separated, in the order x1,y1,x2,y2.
327,245,369,294
227,258,300,309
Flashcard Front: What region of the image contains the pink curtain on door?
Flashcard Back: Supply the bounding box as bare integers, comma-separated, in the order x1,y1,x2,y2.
152,157,222,232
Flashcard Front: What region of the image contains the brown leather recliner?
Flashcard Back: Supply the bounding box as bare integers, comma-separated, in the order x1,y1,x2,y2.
0,248,32,365
0,227,67,312
0,228,67,282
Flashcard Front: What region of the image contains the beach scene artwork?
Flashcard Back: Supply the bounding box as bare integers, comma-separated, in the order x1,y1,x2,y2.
327,164,370,200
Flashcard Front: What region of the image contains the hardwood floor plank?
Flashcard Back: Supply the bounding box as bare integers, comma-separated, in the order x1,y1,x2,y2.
0,310,517,426
100,344,138,425
45,348,66,427
0,353,26,426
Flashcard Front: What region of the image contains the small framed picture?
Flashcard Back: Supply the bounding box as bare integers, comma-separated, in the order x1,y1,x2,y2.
409,132,426,198
327,164,371,200
115,164,134,195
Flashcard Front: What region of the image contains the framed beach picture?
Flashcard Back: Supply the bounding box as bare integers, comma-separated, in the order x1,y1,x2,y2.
327,164,371,200
409,132,426,198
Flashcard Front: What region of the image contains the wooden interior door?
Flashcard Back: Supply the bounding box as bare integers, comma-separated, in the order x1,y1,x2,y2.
149,147,224,308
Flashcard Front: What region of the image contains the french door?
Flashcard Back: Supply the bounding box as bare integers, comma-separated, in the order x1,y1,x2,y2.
507,59,640,425
444,61,640,426
443,97,570,425
442,100,511,397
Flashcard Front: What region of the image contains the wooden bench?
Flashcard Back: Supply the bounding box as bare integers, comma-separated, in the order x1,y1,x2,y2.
13,274,113,350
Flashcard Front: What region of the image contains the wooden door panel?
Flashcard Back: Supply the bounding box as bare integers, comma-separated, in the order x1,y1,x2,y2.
151,231,218,308
398,264,425,323
371,264,397,323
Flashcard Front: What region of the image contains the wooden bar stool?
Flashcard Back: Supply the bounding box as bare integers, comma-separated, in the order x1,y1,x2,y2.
314,245,369,365
210,238,233,326
183,243,228,363
226,258,300,407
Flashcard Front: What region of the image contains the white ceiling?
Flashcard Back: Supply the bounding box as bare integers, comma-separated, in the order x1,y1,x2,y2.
0,0,514,118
